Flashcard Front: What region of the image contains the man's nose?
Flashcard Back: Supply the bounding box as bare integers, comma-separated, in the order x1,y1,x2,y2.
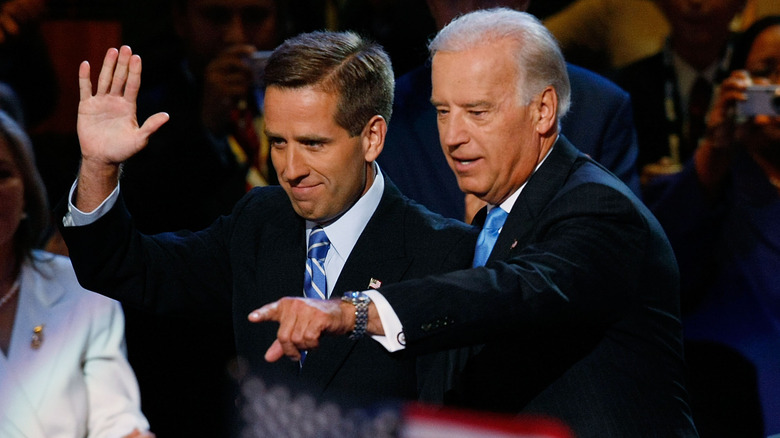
224,13,249,44
280,146,308,181
439,115,468,149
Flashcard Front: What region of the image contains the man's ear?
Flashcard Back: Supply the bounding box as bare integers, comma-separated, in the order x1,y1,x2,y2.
362,115,386,162
534,86,558,136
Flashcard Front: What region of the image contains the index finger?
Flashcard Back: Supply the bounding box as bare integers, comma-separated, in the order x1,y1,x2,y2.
248,301,279,322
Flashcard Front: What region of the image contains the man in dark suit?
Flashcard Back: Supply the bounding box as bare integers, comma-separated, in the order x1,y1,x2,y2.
252,9,698,437
56,31,476,422
380,0,640,221
615,0,746,191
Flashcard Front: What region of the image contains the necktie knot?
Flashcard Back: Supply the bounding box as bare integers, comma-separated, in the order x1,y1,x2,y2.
308,227,330,262
304,227,330,301
483,206,508,231
472,207,508,267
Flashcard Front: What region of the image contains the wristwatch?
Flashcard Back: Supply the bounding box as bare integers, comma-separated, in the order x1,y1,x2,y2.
341,291,371,340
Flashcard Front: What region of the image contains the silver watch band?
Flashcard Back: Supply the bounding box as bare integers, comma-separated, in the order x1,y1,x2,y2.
342,291,371,340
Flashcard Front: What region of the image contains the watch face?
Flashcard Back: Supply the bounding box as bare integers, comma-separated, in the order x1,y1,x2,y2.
343,291,360,300
342,291,370,303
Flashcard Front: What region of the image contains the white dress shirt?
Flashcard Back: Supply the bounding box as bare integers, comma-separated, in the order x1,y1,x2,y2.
305,163,384,298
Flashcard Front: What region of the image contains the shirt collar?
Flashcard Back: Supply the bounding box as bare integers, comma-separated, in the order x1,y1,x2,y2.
306,162,384,263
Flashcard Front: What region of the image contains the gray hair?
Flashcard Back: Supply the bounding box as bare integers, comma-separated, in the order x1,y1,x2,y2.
429,8,571,118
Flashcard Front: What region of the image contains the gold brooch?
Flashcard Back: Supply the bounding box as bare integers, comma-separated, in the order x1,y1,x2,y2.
31,324,44,349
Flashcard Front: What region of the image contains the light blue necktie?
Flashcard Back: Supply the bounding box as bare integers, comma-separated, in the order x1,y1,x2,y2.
301,227,330,365
304,227,330,300
472,207,508,267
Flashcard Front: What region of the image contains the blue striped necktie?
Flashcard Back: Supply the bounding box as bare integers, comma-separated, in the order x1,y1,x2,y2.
472,207,508,267
301,226,330,365
304,226,330,299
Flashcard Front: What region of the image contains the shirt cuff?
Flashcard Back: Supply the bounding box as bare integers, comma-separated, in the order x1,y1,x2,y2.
364,289,406,352
62,179,120,227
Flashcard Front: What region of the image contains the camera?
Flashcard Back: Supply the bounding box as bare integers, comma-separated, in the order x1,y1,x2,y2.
247,50,273,88
736,84,780,117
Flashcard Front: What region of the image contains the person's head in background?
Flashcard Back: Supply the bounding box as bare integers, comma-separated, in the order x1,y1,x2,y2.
654,0,747,70
426,0,531,30
262,31,394,223
730,15,780,162
0,110,48,270
731,15,780,83
171,0,279,75
429,8,570,206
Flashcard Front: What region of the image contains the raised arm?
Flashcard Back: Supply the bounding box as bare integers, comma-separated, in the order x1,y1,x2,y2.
75,45,169,211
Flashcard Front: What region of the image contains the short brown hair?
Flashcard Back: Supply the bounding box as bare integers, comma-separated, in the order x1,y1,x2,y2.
263,31,394,136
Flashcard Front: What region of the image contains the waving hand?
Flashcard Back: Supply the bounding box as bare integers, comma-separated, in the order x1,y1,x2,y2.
75,46,169,211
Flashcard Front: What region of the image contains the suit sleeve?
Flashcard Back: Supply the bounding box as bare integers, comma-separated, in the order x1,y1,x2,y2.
82,296,150,437
378,182,665,354
57,190,239,319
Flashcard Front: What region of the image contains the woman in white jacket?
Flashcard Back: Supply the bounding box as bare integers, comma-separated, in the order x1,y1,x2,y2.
0,109,153,438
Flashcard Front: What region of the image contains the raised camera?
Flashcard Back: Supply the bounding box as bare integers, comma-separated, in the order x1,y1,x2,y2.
736,84,780,117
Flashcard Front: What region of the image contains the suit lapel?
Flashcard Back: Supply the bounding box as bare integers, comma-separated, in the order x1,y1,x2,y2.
257,210,307,304
333,181,410,293
301,179,413,390
489,136,580,263
0,261,70,436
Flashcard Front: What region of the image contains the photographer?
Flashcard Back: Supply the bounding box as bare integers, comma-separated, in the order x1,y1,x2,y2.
649,15,780,438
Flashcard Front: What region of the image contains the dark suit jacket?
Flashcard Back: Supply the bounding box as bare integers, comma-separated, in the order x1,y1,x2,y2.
615,51,711,174
378,137,698,437
57,177,477,408
379,62,640,220
616,53,679,170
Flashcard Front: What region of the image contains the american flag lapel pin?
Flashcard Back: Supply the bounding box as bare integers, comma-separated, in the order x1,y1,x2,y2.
510,239,518,249
368,278,382,289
